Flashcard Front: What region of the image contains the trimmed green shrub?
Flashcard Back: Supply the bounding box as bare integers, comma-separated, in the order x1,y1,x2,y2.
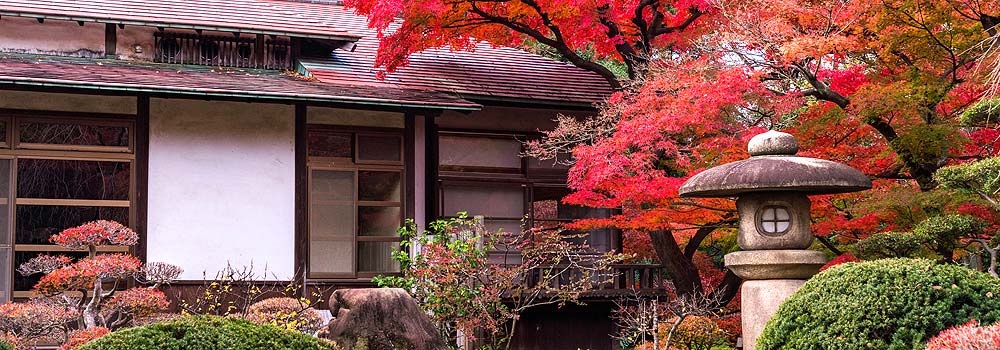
0,339,11,350
758,259,1000,350
78,315,336,350
853,231,927,259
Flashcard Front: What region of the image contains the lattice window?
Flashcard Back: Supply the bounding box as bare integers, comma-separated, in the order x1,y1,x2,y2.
153,32,292,70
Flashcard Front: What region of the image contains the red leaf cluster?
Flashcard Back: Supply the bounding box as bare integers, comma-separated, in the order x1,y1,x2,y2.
50,220,137,250
35,254,142,295
103,288,170,319
59,327,109,350
819,253,860,272
927,321,1000,350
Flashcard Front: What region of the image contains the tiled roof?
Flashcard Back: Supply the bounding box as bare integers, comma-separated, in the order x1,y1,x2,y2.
0,54,480,110
292,5,616,106
0,0,616,106
0,0,360,40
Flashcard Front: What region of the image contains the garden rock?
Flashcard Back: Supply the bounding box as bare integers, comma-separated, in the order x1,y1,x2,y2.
323,288,444,350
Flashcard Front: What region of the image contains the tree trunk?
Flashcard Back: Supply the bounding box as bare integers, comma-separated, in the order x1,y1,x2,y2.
649,230,703,296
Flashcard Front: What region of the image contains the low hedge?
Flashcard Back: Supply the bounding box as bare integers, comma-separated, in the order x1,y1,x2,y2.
758,258,1000,350
78,315,336,350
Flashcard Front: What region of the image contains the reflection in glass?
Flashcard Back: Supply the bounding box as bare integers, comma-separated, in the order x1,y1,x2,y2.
16,206,128,245
18,159,130,200
358,207,400,236
359,171,400,202
19,122,128,147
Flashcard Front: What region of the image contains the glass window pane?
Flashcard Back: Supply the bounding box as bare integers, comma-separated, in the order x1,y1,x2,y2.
310,170,354,202
309,204,354,238
0,248,8,302
762,222,776,233
357,135,401,162
775,207,790,220
358,207,400,237
16,205,128,245
17,159,130,200
527,155,571,171
0,159,9,246
359,171,401,202
19,121,129,147
308,132,352,158
309,240,353,275
439,135,521,169
776,221,791,232
762,208,775,220
442,185,523,218
0,120,7,145
485,219,522,235
357,241,400,273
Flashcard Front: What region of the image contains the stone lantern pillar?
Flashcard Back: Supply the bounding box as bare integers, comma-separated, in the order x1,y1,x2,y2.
677,131,871,350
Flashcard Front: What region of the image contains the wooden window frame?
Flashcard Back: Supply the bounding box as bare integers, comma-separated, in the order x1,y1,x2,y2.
306,126,405,281
0,112,136,301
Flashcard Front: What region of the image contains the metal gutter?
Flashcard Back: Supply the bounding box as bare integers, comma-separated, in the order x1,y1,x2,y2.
0,11,362,41
0,77,482,111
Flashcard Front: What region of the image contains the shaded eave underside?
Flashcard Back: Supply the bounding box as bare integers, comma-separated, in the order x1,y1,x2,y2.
0,78,481,110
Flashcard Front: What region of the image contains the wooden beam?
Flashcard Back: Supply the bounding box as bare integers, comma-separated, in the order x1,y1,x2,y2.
134,95,150,262
294,103,307,297
105,23,117,58
254,34,266,67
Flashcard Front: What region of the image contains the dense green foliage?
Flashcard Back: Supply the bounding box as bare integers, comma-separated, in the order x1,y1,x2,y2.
78,315,335,350
936,157,1000,206
853,232,927,259
758,259,1000,350
960,98,1000,127
0,339,11,350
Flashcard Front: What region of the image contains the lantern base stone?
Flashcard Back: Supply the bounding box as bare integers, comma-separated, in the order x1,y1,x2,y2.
740,279,806,350
725,250,826,280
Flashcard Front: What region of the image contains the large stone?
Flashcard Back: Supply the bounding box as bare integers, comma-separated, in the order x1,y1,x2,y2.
724,250,826,280
740,279,806,350
322,288,445,350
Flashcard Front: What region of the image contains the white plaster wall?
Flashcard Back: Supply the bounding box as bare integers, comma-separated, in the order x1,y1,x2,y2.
0,17,105,57
308,106,404,128
0,90,136,114
147,98,296,280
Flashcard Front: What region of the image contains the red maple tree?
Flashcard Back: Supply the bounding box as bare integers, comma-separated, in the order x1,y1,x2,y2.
346,0,1000,307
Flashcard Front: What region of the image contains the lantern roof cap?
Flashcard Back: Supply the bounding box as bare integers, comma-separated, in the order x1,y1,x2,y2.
678,131,872,197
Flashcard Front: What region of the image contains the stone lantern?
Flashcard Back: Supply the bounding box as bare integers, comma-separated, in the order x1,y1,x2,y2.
677,130,871,350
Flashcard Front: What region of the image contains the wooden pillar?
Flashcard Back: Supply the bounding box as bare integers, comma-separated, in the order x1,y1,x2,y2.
105,23,117,58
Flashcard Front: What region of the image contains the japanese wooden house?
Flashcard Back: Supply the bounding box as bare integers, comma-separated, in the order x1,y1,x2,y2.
0,0,664,348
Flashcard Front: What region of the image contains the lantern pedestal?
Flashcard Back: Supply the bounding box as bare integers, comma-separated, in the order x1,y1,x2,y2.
738,279,806,350
724,249,826,350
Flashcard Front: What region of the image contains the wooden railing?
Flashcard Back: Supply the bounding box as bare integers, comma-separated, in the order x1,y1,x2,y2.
153,32,292,69
523,264,668,296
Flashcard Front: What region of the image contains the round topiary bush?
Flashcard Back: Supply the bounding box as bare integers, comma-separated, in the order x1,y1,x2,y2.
77,315,336,350
246,297,324,334
758,258,1000,350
